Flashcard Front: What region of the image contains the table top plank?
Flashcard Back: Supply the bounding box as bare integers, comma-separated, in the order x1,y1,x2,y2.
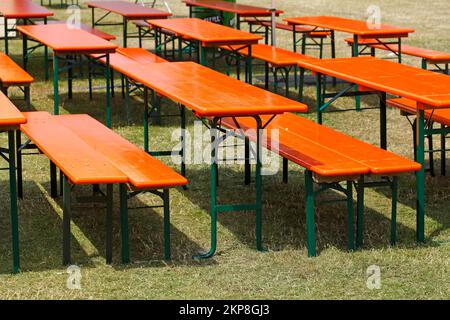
116,61,307,117
86,1,171,19
183,0,283,17
297,56,450,108
284,16,414,38
147,18,262,44
0,91,26,129
0,0,53,19
16,24,118,53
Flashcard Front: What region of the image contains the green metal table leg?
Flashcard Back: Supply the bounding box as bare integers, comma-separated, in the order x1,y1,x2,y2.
352,34,361,112
199,44,206,66
356,176,364,248
163,189,171,260
105,53,111,128
62,174,71,265
397,38,402,64
246,45,253,85
8,131,20,273
255,117,263,251
380,92,387,149
53,54,59,115
416,109,425,243
391,177,398,246
120,184,130,263
44,17,49,81
143,87,149,152
106,184,113,264
194,120,219,259
4,17,9,56
316,73,323,124
305,170,316,257
123,17,128,48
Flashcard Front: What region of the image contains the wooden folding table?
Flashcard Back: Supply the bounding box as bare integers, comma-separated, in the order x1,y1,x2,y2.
0,91,26,274
86,0,171,47
113,60,308,258
297,56,450,244
147,18,262,83
17,24,118,127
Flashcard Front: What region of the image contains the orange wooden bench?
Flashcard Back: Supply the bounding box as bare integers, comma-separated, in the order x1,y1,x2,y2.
0,52,34,109
344,38,450,73
388,97,450,176
219,44,316,100
19,111,187,265
219,112,420,256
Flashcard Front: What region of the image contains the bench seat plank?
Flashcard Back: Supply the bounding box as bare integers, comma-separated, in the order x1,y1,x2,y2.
0,52,34,86
220,44,316,67
0,91,27,128
388,97,450,127
34,20,117,41
21,112,128,185
57,114,188,189
344,38,450,64
221,113,421,177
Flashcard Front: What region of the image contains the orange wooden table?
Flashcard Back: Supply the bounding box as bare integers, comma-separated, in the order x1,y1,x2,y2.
115,60,307,258
0,0,53,55
0,91,27,274
86,0,171,47
183,0,283,29
297,56,450,244
17,24,118,127
284,16,414,62
147,18,262,83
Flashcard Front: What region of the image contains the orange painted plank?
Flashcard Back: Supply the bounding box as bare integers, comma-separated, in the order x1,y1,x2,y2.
245,19,330,37
221,113,420,176
116,48,167,64
57,114,188,189
86,1,171,19
0,91,26,128
297,56,450,108
111,61,308,117
344,38,450,63
17,24,118,53
183,0,283,17
20,112,128,185
388,98,450,127
284,16,414,38
221,44,316,67
0,1,53,19
0,52,34,85
147,18,262,45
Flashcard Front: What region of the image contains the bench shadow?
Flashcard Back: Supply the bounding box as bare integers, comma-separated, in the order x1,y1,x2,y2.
0,179,93,275
35,181,212,269
180,164,423,256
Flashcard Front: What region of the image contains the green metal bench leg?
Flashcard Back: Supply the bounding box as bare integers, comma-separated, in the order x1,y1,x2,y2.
62,175,71,266
305,170,316,257
9,131,20,273
428,122,435,176
356,176,364,248
346,180,355,251
88,59,93,100
120,184,130,263
144,87,149,152
441,124,446,176
316,73,323,124
50,161,58,198
53,54,59,115
16,131,23,199
391,177,398,246
299,67,305,102
380,92,387,150
24,86,31,111
105,53,111,128
255,118,263,251
180,105,187,179
163,189,171,260
125,77,131,125
106,184,113,264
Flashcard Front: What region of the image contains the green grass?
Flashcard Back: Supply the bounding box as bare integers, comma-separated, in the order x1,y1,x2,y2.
0,0,449,299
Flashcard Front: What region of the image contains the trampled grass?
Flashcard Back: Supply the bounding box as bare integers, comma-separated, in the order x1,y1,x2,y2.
0,0,449,299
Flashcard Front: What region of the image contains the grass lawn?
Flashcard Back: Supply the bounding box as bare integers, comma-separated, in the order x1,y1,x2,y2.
0,0,449,299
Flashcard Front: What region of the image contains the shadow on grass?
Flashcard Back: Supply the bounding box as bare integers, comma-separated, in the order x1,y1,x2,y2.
180,164,422,257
